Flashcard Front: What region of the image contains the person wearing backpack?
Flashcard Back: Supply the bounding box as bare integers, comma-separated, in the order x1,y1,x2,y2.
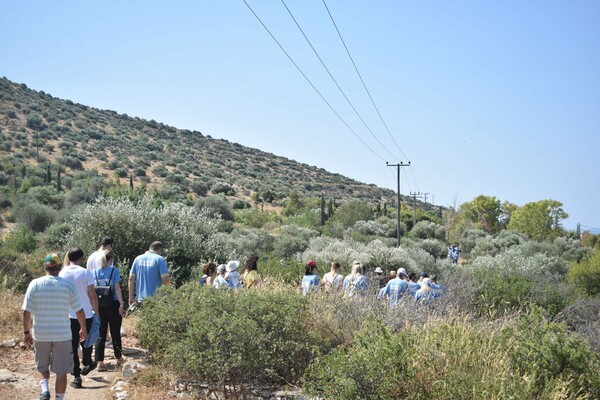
58,248,99,389
343,261,368,297
94,251,125,372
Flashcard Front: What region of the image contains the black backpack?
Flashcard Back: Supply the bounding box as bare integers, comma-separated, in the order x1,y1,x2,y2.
94,268,115,308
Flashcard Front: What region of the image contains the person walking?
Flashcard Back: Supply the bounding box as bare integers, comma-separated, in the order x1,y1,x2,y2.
22,253,88,400
128,241,170,305
343,261,368,297
86,237,114,272
94,251,126,372
321,261,343,292
58,248,99,389
301,260,320,295
378,268,409,307
213,264,230,289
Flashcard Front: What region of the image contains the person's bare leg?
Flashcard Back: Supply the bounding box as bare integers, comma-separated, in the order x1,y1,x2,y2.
55,373,67,395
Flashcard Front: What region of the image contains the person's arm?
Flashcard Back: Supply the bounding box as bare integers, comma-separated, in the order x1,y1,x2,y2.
22,310,33,346
75,309,87,341
161,276,171,286
159,257,171,286
87,285,99,315
114,282,125,315
128,273,136,305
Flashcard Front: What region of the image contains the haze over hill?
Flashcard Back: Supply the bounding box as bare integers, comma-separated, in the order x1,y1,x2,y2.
0,77,430,210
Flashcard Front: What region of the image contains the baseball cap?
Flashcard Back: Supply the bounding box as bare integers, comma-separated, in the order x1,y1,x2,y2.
43,253,62,267
397,268,407,276
374,267,383,274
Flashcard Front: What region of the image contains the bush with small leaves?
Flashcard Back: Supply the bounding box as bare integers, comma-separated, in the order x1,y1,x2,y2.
12,198,56,233
409,220,446,240
567,250,600,296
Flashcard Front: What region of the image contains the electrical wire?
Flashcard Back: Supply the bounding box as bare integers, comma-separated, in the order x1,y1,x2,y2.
242,0,387,162
280,0,399,163
322,0,409,162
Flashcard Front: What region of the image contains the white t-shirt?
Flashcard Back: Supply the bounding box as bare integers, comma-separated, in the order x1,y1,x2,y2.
322,272,343,291
86,249,103,271
59,265,95,319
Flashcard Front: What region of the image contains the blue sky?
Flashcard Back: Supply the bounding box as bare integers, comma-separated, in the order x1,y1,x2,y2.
1,1,599,232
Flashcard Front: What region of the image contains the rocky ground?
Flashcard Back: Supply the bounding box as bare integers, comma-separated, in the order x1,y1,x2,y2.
0,331,144,400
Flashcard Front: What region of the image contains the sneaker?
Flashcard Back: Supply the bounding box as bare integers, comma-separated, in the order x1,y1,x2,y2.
97,362,107,372
39,392,50,400
81,362,97,376
70,377,82,388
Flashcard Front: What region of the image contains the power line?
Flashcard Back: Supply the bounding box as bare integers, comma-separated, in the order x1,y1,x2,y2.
242,0,386,162
322,0,409,161
410,168,420,193
280,0,399,162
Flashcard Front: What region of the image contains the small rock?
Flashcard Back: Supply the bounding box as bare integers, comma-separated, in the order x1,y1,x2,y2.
113,391,128,400
2,339,16,348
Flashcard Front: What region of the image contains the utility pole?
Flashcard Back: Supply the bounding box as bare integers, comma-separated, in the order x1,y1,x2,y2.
422,192,430,210
386,161,410,247
410,191,422,227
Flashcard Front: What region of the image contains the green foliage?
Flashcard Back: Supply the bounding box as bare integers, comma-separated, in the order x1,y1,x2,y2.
508,199,568,241
195,195,233,221
0,253,34,292
3,225,38,254
327,200,372,229
65,196,221,285
137,283,317,386
12,198,56,233
408,220,446,240
458,194,503,233
567,250,600,296
501,308,600,398
305,315,600,400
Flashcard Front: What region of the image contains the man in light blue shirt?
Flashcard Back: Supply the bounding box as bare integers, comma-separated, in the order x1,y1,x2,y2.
378,268,409,307
128,241,170,304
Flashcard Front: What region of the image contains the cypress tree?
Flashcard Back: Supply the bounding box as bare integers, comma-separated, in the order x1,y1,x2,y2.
46,162,51,186
320,192,326,226
129,174,134,191
56,166,62,192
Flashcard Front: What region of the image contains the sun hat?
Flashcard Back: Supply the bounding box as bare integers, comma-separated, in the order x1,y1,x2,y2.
374,267,383,274
397,268,407,276
226,260,239,272
216,264,226,274
43,253,62,267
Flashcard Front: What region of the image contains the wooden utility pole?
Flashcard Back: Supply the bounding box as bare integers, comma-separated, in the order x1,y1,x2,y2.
410,191,422,227
386,161,410,247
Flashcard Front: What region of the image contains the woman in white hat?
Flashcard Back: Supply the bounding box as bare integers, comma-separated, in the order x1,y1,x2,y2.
225,261,242,289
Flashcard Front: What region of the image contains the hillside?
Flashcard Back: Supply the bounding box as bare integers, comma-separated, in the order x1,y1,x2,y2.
0,76,412,207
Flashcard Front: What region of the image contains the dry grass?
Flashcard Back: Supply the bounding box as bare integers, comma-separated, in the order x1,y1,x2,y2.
0,288,23,339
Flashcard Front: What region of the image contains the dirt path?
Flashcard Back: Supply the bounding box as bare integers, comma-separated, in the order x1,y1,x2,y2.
0,332,142,400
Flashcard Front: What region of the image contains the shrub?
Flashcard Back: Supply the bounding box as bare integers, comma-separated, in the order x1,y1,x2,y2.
65,196,221,285
567,250,600,296
413,238,447,259
195,195,233,221
12,199,56,233
304,314,600,400
409,220,446,240
0,253,34,292
137,284,317,387
3,226,38,254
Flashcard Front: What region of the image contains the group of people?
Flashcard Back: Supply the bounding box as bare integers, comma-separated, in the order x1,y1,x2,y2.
197,254,267,289
300,260,446,305
22,237,171,400
447,245,461,264
22,237,445,400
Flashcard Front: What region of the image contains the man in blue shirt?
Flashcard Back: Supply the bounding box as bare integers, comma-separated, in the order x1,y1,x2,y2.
378,268,409,307
128,241,170,305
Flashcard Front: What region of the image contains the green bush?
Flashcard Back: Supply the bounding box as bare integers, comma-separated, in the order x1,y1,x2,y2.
138,283,317,387
3,226,38,254
65,196,221,285
0,253,34,292
304,315,600,400
567,250,600,296
12,199,56,233
408,220,446,240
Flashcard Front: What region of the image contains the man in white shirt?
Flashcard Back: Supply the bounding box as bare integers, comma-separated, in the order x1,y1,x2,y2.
59,248,99,389
86,237,114,272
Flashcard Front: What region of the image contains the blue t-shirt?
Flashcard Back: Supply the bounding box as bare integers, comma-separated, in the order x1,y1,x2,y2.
130,251,169,301
380,278,408,307
407,281,421,298
342,275,368,297
94,266,122,301
301,275,320,295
